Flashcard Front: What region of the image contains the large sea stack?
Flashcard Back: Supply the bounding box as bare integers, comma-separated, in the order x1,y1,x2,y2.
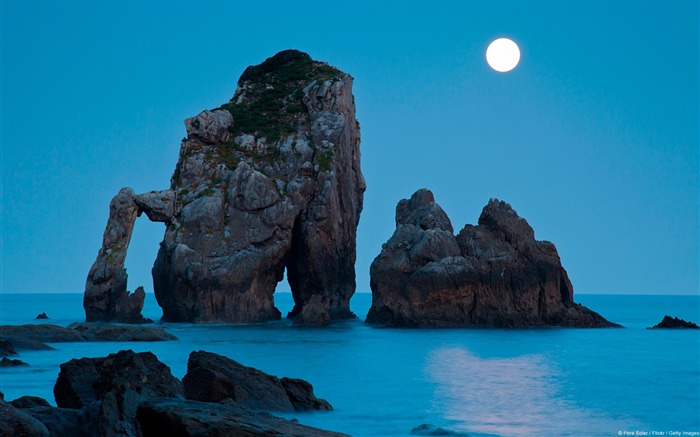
84,50,365,325
367,189,619,328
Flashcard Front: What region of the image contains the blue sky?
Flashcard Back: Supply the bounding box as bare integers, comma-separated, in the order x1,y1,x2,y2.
1,0,698,295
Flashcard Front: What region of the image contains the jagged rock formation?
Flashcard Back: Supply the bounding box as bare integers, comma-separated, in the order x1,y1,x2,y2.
183,350,332,411
83,50,364,326
84,187,175,323
367,189,619,327
648,315,699,329
150,50,364,325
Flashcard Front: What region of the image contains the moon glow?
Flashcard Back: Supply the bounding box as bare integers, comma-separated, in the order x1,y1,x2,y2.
486,38,521,72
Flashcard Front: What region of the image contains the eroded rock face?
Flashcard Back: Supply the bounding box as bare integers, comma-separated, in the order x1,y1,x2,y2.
649,315,699,329
152,50,365,325
183,350,331,411
367,189,619,328
84,188,175,323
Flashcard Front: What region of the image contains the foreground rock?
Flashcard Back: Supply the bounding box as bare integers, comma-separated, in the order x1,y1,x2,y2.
183,350,331,411
368,190,619,327
8,349,343,437
649,315,700,329
138,397,348,437
84,50,365,326
0,397,49,437
0,323,176,353
54,350,184,436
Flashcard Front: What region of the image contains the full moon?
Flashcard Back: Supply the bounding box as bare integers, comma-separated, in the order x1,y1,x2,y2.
486,38,520,72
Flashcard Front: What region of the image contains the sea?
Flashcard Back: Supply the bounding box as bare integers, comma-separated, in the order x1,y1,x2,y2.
1,292,698,437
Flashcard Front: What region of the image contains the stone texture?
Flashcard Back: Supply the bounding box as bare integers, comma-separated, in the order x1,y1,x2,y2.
137,397,348,437
68,323,176,341
183,350,331,411
84,188,175,323
53,350,184,437
367,190,620,328
0,339,17,356
649,315,700,329
0,398,49,437
150,50,365,325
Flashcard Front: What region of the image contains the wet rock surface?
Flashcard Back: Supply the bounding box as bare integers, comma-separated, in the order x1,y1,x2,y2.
183,350,331,411
367,189,619,328
137,397,348,437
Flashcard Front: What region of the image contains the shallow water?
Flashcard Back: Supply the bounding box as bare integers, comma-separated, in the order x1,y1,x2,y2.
1,292,698,437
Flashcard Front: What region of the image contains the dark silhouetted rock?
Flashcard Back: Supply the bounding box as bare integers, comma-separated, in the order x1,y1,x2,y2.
410,424,470,436
183,350,331,411
0,357,28,367
367,190,620,328
649,315,700,329
137,397,348,437
15,403,99,437
0,324,81,352
35,312,49,320
84,187,174,323
54,349,184,436
0,339,17,356
9,396,50,409
0,398,49,437
68,323,176,341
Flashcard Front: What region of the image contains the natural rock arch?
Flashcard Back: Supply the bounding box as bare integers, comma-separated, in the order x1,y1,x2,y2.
84,50,365,326
83,188,175,323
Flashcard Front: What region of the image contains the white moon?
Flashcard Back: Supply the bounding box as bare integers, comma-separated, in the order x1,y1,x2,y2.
486,38,520,72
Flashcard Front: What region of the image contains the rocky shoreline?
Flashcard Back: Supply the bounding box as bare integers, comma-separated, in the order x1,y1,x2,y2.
1,349,345,437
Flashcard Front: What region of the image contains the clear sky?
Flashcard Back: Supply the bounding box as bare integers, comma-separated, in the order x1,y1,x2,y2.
1,0,698,296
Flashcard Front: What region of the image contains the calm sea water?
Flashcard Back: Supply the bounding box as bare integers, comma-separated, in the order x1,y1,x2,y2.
1,292,698,437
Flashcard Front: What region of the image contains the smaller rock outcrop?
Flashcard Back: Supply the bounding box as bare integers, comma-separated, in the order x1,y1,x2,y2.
183,350,331,411
84,187,175,323
137,398,348,437
648,315,700,329
0,339,17,356
368,190,619,328
0,357,28,367
68,323,176,341
35,312,49,320
0,324,176,353
410,423,469,436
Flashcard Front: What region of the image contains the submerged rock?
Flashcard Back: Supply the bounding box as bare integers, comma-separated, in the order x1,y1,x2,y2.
410,423,470,436
367,190,619,328
183,350,331,411
68,323,176,341
0,323,176,353
137,397,348,437
648,315,700,329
